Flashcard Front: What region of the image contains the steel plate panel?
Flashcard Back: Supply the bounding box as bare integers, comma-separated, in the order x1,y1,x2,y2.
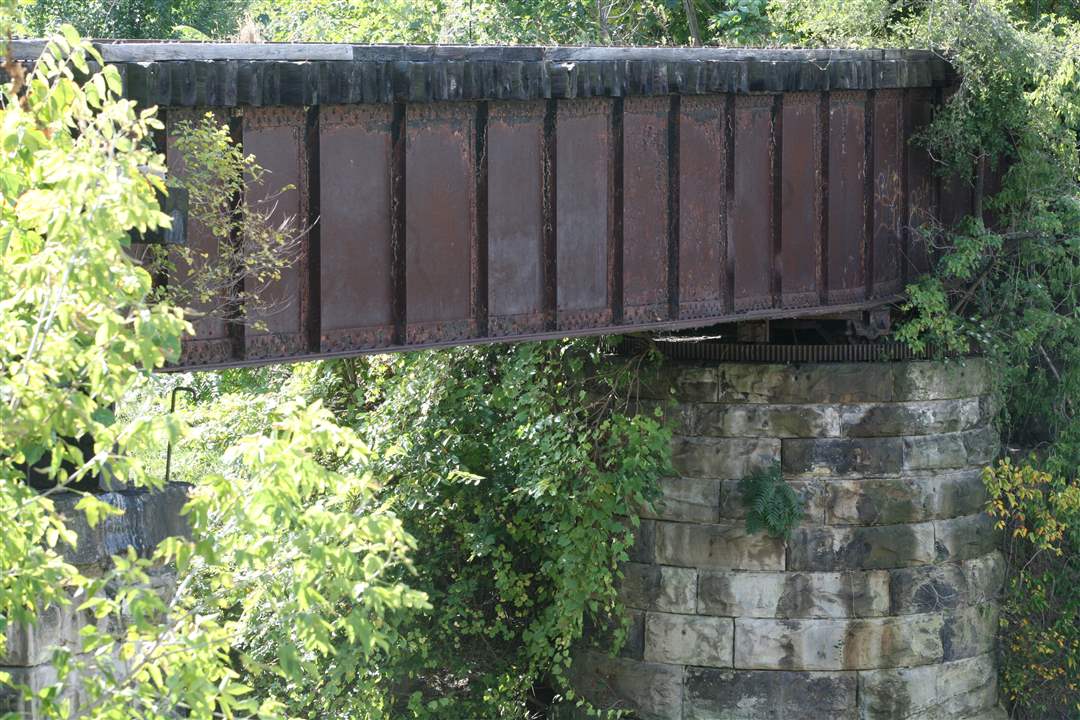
940,173,972,228
938,86,971,230
149,78,958,370
678,96,726,319
827,91,867,303
780,93,821,308
872,90,903,297
319,105,394,351
622,97,669,324
166,108,235,367
556,99,612,328
243,107,308,360
487,101,545,337
405,102,477,344
981,157,1007,230
731,95,773,311
906,89,936,278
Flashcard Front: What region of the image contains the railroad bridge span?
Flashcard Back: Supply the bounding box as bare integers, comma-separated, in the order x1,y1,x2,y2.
4,42,1005,720
11,41,978,369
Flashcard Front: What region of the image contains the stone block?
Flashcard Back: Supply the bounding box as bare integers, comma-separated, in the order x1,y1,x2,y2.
787,522,936,571
733,613,944,671
684,668,857,720
857,653,997,720
941,605,998,662
694,403,841,438
962,425,1000,465
672,437,780,479
716,363,901,404
644,611,734,667
53,484,191,567
932,469,989,519
889,553,1003,615
826,477,932,526
713,364,796,403
2,601,87,667
934,513,1000,563
584,608,646,660
640,364,719,402
719,478,826,525
888,562,966,615
903,433,968,471
655,521,785,571
782,437,903,477
628,398,692,434
642,477,721,523
903,427,999,471
932,654,999,718
0,660,84,717
626,517,656,564
619,563,697,614
840,398,986,438
621,609,646,659
698,569,889,619
962,551,1005,604
894,359,990,401
570,651,684,720
825,470,987,525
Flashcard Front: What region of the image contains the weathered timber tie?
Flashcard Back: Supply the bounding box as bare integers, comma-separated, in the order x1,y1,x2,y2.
571,357,1004,720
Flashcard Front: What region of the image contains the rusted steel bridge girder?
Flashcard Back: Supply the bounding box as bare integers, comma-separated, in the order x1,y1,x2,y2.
10,43,978,370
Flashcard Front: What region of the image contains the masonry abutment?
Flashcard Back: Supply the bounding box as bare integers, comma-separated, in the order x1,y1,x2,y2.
0,485,190,717
574,357,1005,720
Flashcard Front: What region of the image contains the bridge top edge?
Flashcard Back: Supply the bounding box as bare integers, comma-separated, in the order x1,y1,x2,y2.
9,40,946,64
7,40,955,104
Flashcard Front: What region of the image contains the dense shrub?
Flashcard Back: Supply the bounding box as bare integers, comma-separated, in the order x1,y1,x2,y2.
137,341,670,719
290,341,670,718
985,459,1080,718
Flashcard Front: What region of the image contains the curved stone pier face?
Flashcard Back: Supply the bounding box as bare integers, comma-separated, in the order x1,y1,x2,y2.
574,359,1005,720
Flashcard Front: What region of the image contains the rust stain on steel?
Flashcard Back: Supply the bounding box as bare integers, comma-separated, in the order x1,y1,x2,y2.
731,94,774,312
938,85,972,231
404,102,478,344
165,108,237,367
487,101,546,337
242,106,310,361
622,96,670,324
318,104,395,351
872,89,903,298
826,91,867,304
905,89,936,279
158,84,973,371
780,92,822,309
980,154,1007,230
555,98,613,330
677,96,726,320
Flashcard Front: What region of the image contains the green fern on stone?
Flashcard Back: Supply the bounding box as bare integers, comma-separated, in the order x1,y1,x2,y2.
738,462,803,539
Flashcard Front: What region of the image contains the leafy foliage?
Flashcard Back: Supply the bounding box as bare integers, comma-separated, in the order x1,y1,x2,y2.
155,342,669,718
241,0,694,45
771,4,1080,715
737,462,803,539
705,0,774,45
0,20,185,673
12,1,1080,718
22,0,246,39
140,112,304,330
984,459,1080,718
0,21,423,720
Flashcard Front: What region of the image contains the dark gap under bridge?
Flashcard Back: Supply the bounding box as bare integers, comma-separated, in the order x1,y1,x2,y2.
13,42,987,370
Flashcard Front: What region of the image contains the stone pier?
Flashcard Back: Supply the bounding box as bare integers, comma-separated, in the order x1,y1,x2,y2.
574,359,1005,720
0,485,189,718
